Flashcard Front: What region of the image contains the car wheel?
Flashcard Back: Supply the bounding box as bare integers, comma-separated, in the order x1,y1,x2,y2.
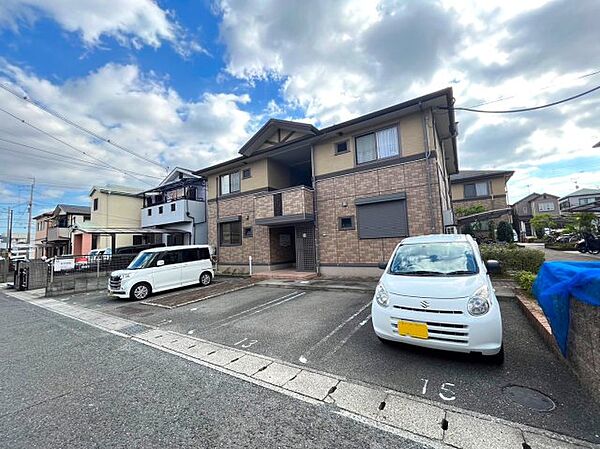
199,272,212,286
487,344,505,365
130,283,151,300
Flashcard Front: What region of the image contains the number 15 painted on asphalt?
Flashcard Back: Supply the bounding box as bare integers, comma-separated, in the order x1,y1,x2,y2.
421,378,456,401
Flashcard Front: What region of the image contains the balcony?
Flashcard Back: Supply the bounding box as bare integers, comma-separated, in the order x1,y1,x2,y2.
47,227,70,242
141,198,206,227
255,186,314,225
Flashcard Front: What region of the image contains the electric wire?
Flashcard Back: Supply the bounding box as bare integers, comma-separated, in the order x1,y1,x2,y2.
0,106,154,186
0,82,168,171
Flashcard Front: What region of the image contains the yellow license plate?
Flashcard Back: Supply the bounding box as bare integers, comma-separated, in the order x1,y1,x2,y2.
398,321,429,339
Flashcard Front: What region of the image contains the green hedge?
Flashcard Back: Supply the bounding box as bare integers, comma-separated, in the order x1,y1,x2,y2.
514,270,536,294
545,243,577,251
479,244,545,274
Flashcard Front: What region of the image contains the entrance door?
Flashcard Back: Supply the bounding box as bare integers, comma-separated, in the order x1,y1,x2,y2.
295,224,316,272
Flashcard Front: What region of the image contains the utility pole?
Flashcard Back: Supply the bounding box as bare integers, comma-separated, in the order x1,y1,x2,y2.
7,208,13,255
26,177,35,247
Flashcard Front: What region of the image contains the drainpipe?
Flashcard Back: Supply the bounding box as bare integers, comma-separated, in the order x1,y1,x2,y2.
310,144,320,275
420,102,437,234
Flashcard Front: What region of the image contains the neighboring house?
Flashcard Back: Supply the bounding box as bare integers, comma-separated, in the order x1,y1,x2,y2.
195,88,458,277
71,185,144,255
512,192,560,237
45,204,91,256
141,167,207,245
450,169,514,229
559,188,600,213
33,211,53,258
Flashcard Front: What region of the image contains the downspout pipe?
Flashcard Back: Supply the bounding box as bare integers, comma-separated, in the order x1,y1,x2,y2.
310,144,320,275
419,102,437,234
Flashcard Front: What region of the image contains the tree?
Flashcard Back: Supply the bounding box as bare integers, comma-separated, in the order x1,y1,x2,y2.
530,214,557,238
497,221,513,243
455,204,486,218
566,212,598,233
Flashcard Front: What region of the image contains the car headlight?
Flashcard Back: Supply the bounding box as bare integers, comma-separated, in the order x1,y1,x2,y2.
374,283,389,307
467,286,490,316
120,273,132,280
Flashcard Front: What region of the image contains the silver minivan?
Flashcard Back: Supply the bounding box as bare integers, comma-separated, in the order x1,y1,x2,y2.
108,245,215,300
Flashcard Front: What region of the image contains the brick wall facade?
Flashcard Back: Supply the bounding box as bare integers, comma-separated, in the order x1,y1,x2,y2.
316,158,443,267
568,299,600,403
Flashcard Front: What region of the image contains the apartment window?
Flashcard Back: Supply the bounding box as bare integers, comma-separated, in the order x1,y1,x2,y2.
538,202,555,212
158,206,163,214
220,171,241,195
93,198,98,211
356,194,408,239
220,221,242,246
171,203,176,212
339,216,355,230
242,168,252,179
243,226,253,238
579,197,595,206
133,235,143,245
147,209,152,216
355,126,399,164
335,141,349,155
464,182,489,198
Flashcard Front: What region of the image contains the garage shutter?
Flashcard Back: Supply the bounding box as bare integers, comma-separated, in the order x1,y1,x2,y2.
356,195,408,239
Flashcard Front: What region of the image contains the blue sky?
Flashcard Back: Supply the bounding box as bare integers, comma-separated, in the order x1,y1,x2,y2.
0,0,599,234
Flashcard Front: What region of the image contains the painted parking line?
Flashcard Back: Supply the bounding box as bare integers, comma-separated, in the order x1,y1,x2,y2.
6,290,593,449
197,291,306,334
324,313,372,361
298,300,372,364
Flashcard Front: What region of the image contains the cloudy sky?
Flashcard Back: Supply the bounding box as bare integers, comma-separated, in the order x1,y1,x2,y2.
0,0,599,233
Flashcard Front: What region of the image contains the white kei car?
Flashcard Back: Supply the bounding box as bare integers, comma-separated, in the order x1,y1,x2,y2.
371,234,504,363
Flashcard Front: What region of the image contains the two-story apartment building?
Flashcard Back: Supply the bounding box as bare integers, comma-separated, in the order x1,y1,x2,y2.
512,192,561,237
196,88,458,277
450,169,514,228
33,211,53,258
559,188,600,214
45,204,91,256
141,168,207,245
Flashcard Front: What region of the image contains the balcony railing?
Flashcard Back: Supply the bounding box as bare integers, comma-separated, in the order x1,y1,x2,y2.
255,186,314,225
47,227,70,242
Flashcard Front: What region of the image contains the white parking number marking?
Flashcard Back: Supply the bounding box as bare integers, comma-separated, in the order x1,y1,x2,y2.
420,379,456,401
234,338,258,348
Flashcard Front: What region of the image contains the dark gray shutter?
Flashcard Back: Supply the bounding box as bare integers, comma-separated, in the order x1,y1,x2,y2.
356,200,408,239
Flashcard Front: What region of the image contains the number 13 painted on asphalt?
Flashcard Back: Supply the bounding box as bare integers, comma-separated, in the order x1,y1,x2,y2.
421,378,456,401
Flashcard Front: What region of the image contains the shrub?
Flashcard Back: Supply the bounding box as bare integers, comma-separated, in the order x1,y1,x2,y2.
545,242,577,251
514,270,536,294
479,243,545,274
496,221,513,243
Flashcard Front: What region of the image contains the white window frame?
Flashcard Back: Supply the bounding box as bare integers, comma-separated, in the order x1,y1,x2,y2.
355,126,400,165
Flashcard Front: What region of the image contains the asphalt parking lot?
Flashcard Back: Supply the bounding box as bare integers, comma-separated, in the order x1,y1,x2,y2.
53,283,600,443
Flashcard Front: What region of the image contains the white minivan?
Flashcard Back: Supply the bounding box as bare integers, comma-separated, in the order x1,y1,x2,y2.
108,245,214,300
371,234,504,363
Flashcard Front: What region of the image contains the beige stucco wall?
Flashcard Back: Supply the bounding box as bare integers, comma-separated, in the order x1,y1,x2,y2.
451,176,507,201
90,191,142,248
207,159,270,200
313,112,426,177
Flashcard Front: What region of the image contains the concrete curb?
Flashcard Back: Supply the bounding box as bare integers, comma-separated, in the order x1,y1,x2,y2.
5,288,597,449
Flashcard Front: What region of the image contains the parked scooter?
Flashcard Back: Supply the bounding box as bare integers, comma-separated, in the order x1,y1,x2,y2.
576,232,600,254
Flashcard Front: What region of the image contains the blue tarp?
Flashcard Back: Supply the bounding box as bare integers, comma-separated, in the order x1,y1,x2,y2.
532,261,600,356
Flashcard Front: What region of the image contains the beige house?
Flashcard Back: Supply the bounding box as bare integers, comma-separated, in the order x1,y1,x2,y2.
196,88,458,277
72,186,143,254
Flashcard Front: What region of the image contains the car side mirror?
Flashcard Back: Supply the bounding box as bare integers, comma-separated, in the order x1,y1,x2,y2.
156,260,165,267
378,262,387,270
485,259,501,274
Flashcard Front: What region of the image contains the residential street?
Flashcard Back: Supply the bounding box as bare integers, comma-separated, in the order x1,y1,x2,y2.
0,290,431,449
542,248,600,262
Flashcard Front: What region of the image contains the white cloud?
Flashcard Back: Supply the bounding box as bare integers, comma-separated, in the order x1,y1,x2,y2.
216,0,600,201
0,0,205,55
0,61,252,197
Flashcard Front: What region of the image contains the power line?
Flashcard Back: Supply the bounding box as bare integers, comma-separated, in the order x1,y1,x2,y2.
0,82,169,171
444,83,600,114
466,68,600,109
0,106,154,186
0,142,163,180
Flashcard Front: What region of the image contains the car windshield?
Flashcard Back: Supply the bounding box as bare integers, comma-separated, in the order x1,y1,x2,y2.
389,242,479,276
127,252,157,270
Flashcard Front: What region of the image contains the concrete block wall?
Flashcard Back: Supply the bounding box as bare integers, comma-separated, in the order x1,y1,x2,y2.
568,299,600,403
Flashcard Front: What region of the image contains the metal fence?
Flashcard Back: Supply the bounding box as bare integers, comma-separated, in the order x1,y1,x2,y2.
46,254,136,297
